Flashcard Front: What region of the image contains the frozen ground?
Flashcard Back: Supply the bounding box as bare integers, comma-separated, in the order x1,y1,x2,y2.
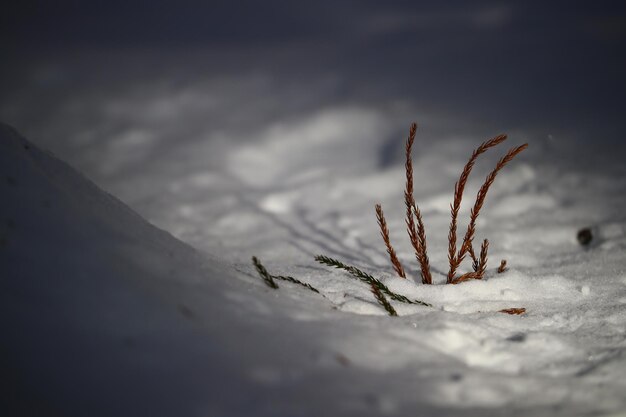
2,85,626,415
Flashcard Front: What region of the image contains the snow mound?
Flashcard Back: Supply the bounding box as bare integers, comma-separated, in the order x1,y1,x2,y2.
0,124,330,416
2,123,626,417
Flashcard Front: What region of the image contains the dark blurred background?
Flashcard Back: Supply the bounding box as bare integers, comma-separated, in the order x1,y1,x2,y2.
1,0,625,182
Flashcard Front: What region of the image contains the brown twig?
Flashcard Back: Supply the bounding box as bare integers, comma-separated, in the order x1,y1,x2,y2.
497,259,508,273
409,201,433,284
499,308,526,315
404,123,432,284
456,144,528,271
375,204,406,278
476,239,489,279
450,271,481,284
469,244,479,272
450,239,489,284
447,134,507,282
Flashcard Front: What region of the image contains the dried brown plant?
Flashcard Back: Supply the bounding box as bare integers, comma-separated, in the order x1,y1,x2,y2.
407,199,433,284
477,239,489,276
403,123,432,284
499,308,526,315
449,238,489,284
452,144,528,280
468,244,479,271
497,259,508,273
375,123,527,285
375,204,406,278
447,134,507,281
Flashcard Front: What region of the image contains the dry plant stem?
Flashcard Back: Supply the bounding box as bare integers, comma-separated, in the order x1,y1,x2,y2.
404,123,433,284
375,204,406,278
447,134,507,282
497,259,508,273
409,201,432,284
499,308,526,315
450,272,480,284
450,239,489,284
469,244,479,272
370,283,398,316
456,144,529,273
477,239,489,278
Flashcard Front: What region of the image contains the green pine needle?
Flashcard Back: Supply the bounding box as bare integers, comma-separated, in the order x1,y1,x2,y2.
315,255,432,307
252,256,279,289
371,283,398,316
314,255,377,283
252,256,321,294
273,275,320,293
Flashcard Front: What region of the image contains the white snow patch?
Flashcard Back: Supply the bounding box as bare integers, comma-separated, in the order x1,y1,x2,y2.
3,118,626,417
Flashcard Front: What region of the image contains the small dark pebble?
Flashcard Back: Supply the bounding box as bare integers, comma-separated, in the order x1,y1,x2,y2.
577,228,593,246
506,333,527,342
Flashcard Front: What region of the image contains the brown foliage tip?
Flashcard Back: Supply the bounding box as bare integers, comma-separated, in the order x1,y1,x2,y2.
469,244,479,272
447,134,507,282
375,204,406,278
497,259,508,273
404,123,433,284
409,201,433,284
477,239,489,278
455,143,528,278
499,308,526,315
404,123,419,256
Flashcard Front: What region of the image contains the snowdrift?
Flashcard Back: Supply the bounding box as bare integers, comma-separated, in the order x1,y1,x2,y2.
0,124,334,416
2,123,626,417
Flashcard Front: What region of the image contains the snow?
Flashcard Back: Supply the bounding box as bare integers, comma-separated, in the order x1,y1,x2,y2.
2,108,626,417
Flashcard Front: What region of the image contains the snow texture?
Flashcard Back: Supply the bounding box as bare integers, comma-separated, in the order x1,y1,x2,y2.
2,118,626,417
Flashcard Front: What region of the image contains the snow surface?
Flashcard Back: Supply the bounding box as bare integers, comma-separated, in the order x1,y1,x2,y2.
2,117,626,417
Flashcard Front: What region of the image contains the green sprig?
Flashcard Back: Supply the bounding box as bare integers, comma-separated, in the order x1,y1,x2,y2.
252,256,321,294
371,283,398,316
314,255,432,307
252,256,279,289
273,275,320,293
